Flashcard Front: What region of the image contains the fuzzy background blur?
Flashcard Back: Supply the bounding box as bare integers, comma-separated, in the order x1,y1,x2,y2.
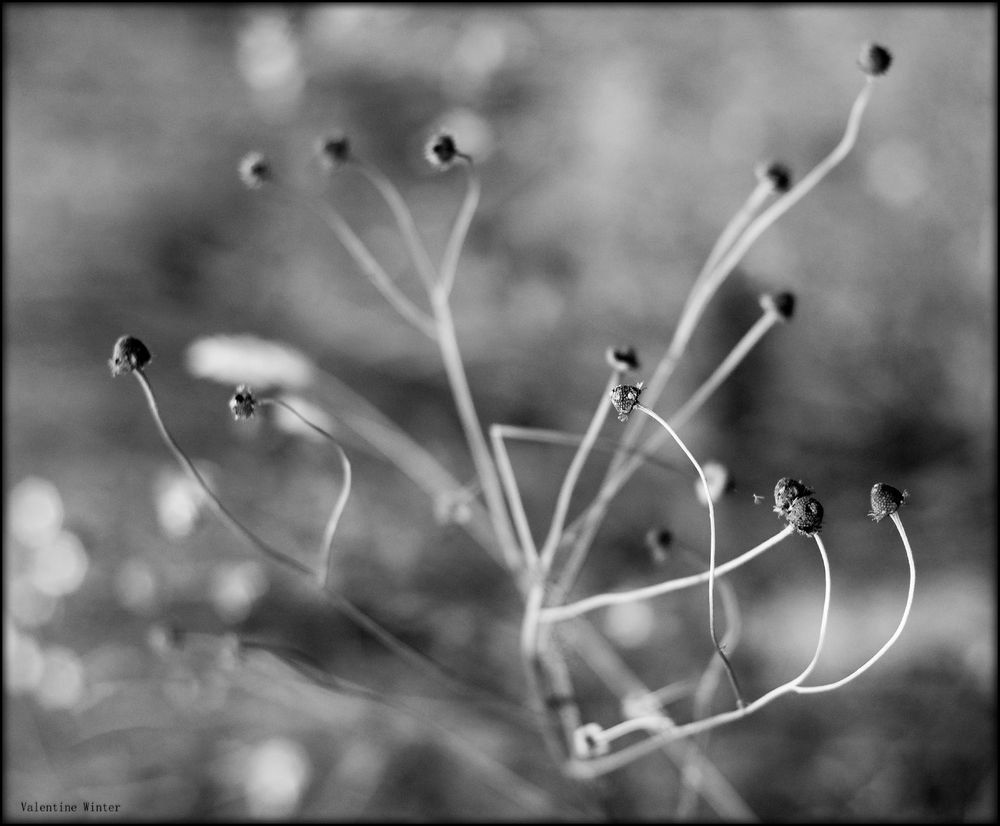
5,4,995,821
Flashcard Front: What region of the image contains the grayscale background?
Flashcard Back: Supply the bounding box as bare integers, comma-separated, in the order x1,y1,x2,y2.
6,4,995,821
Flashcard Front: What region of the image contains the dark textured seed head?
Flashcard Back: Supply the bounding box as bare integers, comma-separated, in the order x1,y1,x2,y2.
229,384,258,420
644,528,673,563
773,477,813,515
425,132,460,169
760,291,796,321
786,495,824,536
317,133,350,170
755,160,793,193
109,335,152,376
858,42,892,77
610,382,644,423
239,151,271,189
869,482,908,523
605,345,640,372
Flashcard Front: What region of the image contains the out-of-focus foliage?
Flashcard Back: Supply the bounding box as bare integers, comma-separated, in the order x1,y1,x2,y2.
5,4,995,821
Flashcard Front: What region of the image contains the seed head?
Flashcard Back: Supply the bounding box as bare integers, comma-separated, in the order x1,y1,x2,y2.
645,528,673,564
610,382,644,423
229,384,258,420
857,42,892,77
239,151,271,189
573,723,609,759
773,477,813,515
786,495,824,536
869,482,908,523
425,132,461,170
755,160,793,193
317,133,351,171
605,345,640,372
109,335,152,376
760,291,796,321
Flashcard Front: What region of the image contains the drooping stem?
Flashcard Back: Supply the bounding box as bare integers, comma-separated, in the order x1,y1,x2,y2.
795,513,914,694
633,403,744,708
259,398,352,589
132,369,311,577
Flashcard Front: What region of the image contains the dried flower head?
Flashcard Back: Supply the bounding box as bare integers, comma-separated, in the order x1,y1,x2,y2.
229,384,258,420
645,528,673,564
869,482,909,523
605,345,640,372
573,723,609,759
857,42,892,77
773,477,813,515
786,495,824,536
610,382,644,423
760,291,796,321
109,335,152,376
317,133,350,171
425,132,460,170
755,160,793,193
239,152,271,189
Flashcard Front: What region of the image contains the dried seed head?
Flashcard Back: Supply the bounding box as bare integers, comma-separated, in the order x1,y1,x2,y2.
605,345,640,372
755,160,793,193
786,495,824,536
869,482,909,523
317,133,351,171
229,384,258,420
573,723,609,759
760,291,796,321
645,528,673,563
857,42,892,77
773,477,813,515
425,132,460,170
610,382,644,423
109,335,152,376
239,151,271,189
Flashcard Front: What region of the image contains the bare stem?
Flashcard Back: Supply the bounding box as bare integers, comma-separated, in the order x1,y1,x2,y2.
440,158,481,296
259,398,352,589
132,369,311,577
795,513,914,694
352,159,440,291
633,403,744,708
542,526,794,624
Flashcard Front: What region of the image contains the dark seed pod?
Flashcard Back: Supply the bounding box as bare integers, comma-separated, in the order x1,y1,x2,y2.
239,151,270,189
773,477,813,515
754,160,792,193
605,345,640,372
760,291,796,321
786,495,824,536
317,133,350,170
425,132,460,169
857,42,892,77
610,382,644,423
869,482,908,523
229,384,258,420
109,335,152,376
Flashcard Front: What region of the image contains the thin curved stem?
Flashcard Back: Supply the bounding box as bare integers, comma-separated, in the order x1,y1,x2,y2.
539,371,621,573
795,514,914,694
352,159,440,291
131,369,311,577
440,158,481,296
260,398,352,589
490,423,539,567
568,532,831,779
633,404,743,708
541,526,794,624
285,184,437,339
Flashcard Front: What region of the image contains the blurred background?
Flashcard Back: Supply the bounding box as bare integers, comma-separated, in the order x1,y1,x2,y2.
5,3,995,821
